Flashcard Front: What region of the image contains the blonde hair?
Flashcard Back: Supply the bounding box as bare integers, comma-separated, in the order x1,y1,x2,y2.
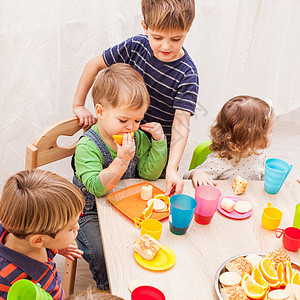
141,0,195,32
65,287,124,300
210,95,274,162
92,63,150,110
0,169,85,239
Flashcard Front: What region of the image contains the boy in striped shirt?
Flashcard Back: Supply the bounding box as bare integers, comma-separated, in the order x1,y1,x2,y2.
73,0,199,197
0,170,85,300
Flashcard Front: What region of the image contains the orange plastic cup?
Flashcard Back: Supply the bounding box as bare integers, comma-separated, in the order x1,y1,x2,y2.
261,202,283,230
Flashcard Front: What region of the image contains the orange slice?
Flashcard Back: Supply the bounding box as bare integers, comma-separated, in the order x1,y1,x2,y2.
277,262,288,286
112,132,134,145
291,271,300,285
241,273,266,299
259,257,279,284
286,260,293,284
252,266,269,290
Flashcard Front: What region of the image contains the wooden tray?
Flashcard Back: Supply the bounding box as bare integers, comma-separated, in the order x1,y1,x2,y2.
106,182,169,222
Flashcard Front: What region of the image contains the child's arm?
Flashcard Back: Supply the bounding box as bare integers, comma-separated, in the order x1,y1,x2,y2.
165,110,190,196
98,133,135,190
188,169,216,187
297,178,300,183
138,122,167,179
73,55,107,129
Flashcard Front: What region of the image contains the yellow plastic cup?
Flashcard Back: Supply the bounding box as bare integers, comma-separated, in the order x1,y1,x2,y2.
134,218,163,241
261,202,283,230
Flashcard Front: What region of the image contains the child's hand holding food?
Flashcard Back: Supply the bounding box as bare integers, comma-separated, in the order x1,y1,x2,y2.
116,132,136,162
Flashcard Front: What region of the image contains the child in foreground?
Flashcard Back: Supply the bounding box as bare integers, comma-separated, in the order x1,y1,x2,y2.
72,63,167,291
73,0,199,196
184,95,275,186
0,169,85,300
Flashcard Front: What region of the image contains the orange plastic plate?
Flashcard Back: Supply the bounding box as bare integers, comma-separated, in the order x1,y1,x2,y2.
106,182,169,222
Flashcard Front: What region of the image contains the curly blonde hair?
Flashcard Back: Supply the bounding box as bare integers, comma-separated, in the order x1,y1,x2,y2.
210,95,274,162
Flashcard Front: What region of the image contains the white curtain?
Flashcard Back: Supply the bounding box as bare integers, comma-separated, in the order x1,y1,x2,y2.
1,0,300,189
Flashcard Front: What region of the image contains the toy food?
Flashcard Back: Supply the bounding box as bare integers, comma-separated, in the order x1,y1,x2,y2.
232,176,248,195
234,200,252,214
220,285,248,300
219,249,300,300
225,257,253,276
112,132,134,145
219,271,241,287
140,185,153,200
133,234,161,260
221,197,236,212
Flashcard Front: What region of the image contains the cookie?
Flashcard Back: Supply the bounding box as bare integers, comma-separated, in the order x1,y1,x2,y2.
234,200,252,214
128,279,148,293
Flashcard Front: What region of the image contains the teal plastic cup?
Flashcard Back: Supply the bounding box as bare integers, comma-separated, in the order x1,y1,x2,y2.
7,279,52,300
169,194,197,235
264,158,292,194
293,203,300,230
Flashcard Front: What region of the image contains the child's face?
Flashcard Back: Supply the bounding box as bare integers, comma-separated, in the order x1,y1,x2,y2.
142,23,187,62
96,103,148,138
43,214,80,250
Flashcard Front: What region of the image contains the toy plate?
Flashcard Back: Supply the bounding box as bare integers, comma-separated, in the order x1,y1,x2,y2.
217,196,253,220
106,182,169,222
134,245,176,271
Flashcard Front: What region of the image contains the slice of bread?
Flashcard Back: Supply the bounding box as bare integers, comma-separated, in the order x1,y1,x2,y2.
225,257,253,276
133,234,161,260
232,176,248,195
220,285,248,300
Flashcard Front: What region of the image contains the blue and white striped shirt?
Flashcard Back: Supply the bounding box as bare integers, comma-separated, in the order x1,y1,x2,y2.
103,34,199,146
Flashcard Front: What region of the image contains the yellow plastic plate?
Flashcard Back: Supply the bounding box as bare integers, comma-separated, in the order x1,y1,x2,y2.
134,244,176,271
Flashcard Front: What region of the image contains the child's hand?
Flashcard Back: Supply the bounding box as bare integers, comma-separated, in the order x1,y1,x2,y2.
297,178,300,184
116,133,136,162
190,169,216,187
73,106,96,130
140,122,165,141
58,244,84,261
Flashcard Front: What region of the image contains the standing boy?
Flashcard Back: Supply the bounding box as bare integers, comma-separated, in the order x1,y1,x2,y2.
0,170,85,299
73,0,199,196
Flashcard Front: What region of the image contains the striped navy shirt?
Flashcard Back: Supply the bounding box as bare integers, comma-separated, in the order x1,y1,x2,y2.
0,224,64,300
103,34,199,146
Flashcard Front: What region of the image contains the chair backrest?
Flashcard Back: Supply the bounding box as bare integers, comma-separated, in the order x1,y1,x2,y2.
25,116,83,297
25,116,82,169
189,141,212,170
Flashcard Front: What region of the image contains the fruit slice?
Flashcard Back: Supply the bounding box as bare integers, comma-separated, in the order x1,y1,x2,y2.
112,132,134,145
277,262,288,287
259,257,279,284
286,260,293,284
291,271,300,285
241,273,266,299
252,266,269,289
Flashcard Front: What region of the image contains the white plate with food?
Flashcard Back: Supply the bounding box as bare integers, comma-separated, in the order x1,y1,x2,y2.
214,251,300,300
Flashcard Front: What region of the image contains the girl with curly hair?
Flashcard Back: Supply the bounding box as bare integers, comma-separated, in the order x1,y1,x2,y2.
184,95,275,186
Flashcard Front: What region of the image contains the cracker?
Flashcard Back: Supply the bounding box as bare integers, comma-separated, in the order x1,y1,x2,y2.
268,289,289,300
219,271,241,287
234,200,252,214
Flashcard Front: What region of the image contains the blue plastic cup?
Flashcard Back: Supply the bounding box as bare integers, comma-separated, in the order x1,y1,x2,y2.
169,194,197,235
264,158,292,194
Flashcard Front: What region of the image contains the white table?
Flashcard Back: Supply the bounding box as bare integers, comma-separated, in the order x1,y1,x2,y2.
96,180,300,300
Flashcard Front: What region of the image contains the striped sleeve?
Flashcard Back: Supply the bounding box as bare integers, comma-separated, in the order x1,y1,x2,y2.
103,37,132,65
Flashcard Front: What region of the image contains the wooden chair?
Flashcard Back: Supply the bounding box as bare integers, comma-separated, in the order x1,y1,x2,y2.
188,141,212,170
25,116,82,296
